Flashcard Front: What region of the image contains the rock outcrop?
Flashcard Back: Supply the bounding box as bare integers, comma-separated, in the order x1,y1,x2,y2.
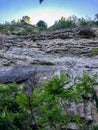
0,26,98,129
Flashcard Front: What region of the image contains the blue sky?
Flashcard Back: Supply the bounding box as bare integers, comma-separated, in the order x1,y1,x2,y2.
0,0,98,26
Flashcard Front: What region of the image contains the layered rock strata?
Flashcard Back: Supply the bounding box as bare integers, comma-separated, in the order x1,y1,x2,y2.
0,27,98,129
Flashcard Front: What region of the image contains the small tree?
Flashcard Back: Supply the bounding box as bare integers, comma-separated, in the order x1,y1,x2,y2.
95,13,98,21
94,13,98,26
21,16,31,24
36,20,47,31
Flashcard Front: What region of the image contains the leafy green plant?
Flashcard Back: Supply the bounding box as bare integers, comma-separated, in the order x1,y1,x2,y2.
35,72,97,129
92,124,98,130
91,48,98,53
0,72,98,130
0,83,29,130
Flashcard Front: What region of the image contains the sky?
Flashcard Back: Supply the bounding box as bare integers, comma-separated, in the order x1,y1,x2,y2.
0,0,98,26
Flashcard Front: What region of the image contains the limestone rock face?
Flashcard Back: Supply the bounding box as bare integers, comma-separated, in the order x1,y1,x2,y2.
0,27,98,129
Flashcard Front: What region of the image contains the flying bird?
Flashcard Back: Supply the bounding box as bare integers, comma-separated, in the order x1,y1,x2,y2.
40,0,44,4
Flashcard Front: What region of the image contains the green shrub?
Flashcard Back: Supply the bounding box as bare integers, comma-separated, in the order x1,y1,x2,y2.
36,20,47,31
92,124,98,130
94,21,98,26
91,48,98,53
9,25,16,32
0,83,28,130
0,73,98,129
49,20,76,30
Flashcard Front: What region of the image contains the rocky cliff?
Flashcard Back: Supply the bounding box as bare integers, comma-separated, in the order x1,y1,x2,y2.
0,26,98,129
0,27,98,77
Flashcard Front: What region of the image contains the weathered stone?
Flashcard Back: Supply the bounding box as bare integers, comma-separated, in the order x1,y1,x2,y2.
32,27,98,40
0,65,56,84
76,26,96,38
77,102,85,118
67,122,79,130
